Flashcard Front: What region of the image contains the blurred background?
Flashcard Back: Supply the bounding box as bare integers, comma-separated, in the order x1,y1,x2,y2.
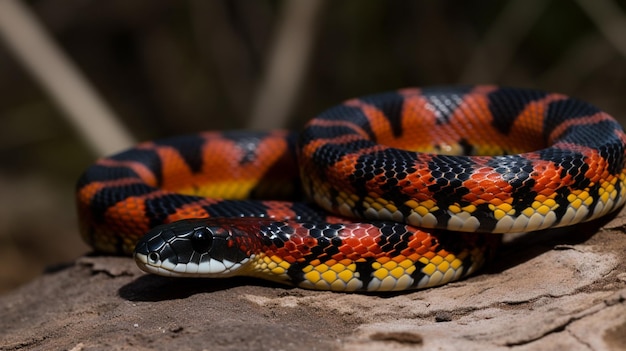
1,0,626,294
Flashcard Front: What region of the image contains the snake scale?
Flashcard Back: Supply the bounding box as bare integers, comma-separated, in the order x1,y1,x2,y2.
76,85,626,292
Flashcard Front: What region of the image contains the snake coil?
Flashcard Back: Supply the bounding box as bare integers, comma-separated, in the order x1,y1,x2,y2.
77,86,626,292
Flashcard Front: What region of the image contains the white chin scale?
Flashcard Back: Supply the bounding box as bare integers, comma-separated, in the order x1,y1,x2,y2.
134,252,248,278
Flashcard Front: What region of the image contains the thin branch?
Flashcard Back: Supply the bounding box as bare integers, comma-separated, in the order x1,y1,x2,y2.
0,0,135,157
247,0,325,130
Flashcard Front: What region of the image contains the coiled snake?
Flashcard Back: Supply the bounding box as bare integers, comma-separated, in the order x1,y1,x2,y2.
76,85,626,292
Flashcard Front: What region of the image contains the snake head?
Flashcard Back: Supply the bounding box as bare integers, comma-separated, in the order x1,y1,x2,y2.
133,218,255,277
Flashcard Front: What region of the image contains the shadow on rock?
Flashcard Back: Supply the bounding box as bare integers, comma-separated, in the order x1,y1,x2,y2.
485,215,608,275
119,274,288,301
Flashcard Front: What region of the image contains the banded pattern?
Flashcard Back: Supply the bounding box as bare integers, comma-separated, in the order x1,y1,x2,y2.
77,86,626,292
298,86,626,234
134,218,495,292
77,130,304,254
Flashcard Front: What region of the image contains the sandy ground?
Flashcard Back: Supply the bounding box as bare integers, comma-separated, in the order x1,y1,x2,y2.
1,212,626,351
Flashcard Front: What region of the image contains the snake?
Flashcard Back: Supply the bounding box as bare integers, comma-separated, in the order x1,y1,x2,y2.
76,85,626,292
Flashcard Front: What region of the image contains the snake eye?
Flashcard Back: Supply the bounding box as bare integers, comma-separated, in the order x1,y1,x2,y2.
148,252,160,264
191,227,213,253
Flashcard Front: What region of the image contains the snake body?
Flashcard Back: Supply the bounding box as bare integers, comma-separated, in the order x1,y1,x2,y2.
76,86,626,292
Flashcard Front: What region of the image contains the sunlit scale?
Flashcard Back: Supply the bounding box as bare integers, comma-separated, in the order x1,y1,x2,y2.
251,254,292,278
342,176,626,234
362,194,405,222
279,249,486,292
323,179,619,233
298,260,365,291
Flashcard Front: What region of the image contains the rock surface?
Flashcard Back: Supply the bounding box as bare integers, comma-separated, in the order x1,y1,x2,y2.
1,213,626,351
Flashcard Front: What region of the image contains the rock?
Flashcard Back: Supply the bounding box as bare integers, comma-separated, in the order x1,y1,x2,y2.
1,213,626,351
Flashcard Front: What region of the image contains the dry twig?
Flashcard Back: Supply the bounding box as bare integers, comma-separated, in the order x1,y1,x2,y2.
0,0,134,156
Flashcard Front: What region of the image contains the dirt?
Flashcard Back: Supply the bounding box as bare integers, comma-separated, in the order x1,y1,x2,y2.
1,212,626,351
